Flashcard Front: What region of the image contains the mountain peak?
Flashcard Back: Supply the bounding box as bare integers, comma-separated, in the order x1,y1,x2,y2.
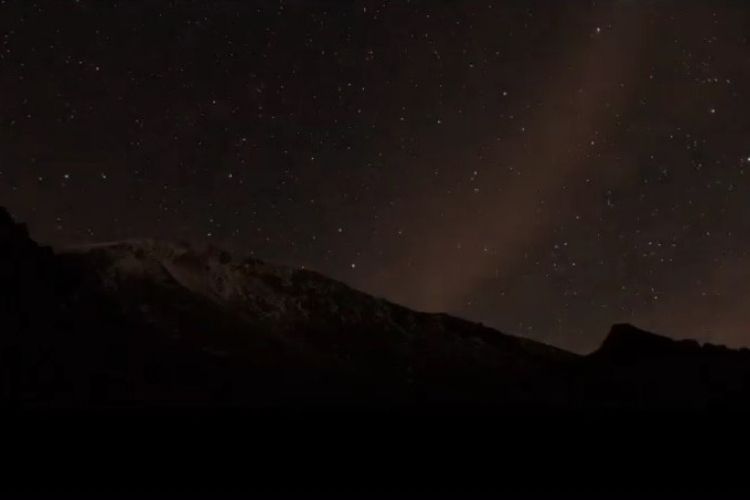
0,208,48,266
0,206,30,241
0,206,14,225
594,323,702,360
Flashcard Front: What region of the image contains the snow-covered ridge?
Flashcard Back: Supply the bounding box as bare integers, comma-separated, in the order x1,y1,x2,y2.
62,239,572,364
63,239,402,326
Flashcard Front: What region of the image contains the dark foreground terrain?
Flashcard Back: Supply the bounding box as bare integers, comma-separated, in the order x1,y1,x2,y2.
3,206,750,497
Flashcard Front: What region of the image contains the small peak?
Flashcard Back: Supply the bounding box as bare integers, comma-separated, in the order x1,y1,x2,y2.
0,206,14,226
608,323,668,341
0,206,31,241
594,323,678,360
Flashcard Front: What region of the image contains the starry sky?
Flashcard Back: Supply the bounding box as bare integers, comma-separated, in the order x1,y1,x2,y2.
3,0,750,352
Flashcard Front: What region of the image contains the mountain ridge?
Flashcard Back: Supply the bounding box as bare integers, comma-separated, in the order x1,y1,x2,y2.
2,206,750,410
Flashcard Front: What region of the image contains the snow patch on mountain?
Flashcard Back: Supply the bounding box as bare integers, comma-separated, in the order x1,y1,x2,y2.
64,239,403,327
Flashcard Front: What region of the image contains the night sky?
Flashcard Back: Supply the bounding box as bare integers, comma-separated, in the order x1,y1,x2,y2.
3,1,750,352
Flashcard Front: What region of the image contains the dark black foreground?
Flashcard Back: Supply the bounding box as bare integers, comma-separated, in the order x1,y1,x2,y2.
4,408,750,498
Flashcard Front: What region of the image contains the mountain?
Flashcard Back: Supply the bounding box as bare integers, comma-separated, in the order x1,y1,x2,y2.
2,206,750,411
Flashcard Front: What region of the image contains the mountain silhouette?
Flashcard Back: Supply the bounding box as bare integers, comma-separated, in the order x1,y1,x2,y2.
2,206,750,411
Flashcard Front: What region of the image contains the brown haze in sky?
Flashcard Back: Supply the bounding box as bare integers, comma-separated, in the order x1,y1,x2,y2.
371,4,651,313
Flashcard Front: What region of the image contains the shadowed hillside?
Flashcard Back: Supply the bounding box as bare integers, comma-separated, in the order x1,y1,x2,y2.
2,206,750,411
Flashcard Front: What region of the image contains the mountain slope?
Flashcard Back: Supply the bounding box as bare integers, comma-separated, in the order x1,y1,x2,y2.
0,208,576,408
3,206,750,410
63,238,583,407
